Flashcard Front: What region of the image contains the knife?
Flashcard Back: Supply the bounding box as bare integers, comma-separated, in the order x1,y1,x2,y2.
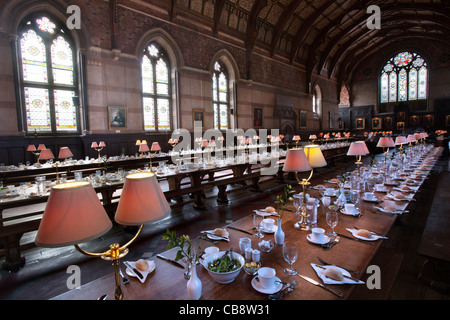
226,225,253,235
335,233,374,246
123,261,144,279
297,274,343,298
156,254,185,269
313,264,360,282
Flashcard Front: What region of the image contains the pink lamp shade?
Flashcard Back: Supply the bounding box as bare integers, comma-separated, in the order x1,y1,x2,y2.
283,148,312,172
209,140,216,147
309,135,317,140
35,181,112,247
304,145,327,168
99,141,106,147
139,143,150,153
407,135,416,143
58,147,73,159
91,142,98,148
347,142,369,156
377,137,396,148
395,136,407,145
37,144,46,151
27,145,36,152
39,149,55,160
151,142,161,152
293,135,301,141
201,140,209,148
115,172,171,226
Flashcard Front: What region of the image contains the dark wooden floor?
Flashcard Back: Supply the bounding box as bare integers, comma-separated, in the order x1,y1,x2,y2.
1,157,449,300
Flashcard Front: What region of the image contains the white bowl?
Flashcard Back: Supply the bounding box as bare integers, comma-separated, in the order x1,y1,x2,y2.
202,251,244,284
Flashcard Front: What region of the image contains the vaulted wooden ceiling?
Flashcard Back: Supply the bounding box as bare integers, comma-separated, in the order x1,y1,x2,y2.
142,0,450,88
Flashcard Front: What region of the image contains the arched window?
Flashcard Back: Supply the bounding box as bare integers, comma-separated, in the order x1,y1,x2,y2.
312,84,322,118
141,42,171,131
17,14,80,134
380,51,428,103
212,61,229,130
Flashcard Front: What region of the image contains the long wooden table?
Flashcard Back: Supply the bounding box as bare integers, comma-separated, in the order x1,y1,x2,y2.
52,147,442,300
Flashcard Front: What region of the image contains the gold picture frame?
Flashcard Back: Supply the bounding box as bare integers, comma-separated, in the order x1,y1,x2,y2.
372,117,381,130
396,122,405,131
355,118,365,130
108,106,127,130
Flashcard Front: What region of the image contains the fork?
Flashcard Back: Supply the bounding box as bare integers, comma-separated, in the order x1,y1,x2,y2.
316,256,359,275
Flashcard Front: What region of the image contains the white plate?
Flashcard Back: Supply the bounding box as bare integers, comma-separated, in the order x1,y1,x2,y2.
385,194,412,202
251,276,283,294
253,210,278,217
346,228,378,241
311,264,364,285
125,259,156,283
261,225,278,233
375,206,403,214
206,230,230,241
340,208,360,216
361,196,379,203
307,234,331,245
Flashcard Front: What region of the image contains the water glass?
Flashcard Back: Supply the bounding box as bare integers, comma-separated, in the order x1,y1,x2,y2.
306,198,318,227
321,196,331,207
326,211,338,237
293,194,302,216
253,213,264,238
35,176,45,195
74,172,82,181
282,241,298,275
349,190,360,210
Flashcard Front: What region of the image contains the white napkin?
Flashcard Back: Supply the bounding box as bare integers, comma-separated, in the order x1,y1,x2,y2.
311,263,364,285
125,259,156,283
201,230,230,241
346,228,387,240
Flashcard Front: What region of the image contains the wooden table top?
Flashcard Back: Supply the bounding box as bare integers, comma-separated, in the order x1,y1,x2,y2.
52,148,441,300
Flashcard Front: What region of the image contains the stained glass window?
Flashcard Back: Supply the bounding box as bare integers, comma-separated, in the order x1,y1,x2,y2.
17,15,79,134
380,51,427,103
212,61,229,130
141,42,171,131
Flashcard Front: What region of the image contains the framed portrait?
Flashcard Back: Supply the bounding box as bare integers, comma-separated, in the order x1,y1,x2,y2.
410,115,420,127
252,106,264,128
355,118,365,130
383,116,393,128
338,120,344,130
397,111,405,121
300,110,307,129
446,115,450,127
422,114,434,129
108,106,127,130
372,117,381,130
192,109,205,129
396,122,405,130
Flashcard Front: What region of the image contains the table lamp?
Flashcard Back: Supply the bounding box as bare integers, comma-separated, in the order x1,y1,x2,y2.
35,173,171,300
292,135,301,147
139,141,149,157
283,146,326,230
39,148,54,164
395,136,407,150
92,141,106,159
309,135,317,144
27,144,46,165
58,147,73,164
376,137,395,167
347,141,369,176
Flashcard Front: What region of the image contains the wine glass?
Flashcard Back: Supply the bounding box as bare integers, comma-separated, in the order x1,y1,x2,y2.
293,194,302,216
253,213,264,238
282,241,298,275
326,210,338,237
318,185,326,197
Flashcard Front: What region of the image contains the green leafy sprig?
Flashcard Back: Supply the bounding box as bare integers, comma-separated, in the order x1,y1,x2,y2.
276,184,296,219
162,229,202,263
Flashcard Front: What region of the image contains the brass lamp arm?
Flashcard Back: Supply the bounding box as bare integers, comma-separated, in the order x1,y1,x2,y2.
294,168,314,185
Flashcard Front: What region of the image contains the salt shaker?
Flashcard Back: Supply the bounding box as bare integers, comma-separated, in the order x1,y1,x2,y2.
251,249,260,262
245,247,253,260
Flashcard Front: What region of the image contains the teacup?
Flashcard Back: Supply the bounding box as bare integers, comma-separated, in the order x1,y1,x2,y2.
262,218,275,231
321,196,331,207
364,192,375,200
311,227,325,242
258,267,276,289
204,246,219,256
325,188,335,196
344,203,356,214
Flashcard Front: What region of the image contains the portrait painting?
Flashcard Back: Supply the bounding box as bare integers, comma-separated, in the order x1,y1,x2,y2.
410,115,420,127
252,106,264,128
383,116,393,128
372,117,381,130
193,109,205,129
355,118,365,130
108,106,127,130
422,115,434,129
396,121,405,131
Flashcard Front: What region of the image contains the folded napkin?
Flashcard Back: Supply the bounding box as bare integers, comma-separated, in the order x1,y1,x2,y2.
374,206,406,214
201,230,230,241
346,228,387,240
385,193,415,201
311,263,364,285
125,259,156,284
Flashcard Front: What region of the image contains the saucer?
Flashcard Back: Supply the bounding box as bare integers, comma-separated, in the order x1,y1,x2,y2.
307,234,331,245
251,276,283,294
362,196,378,203
261,225,278,233
375,188,388,193
340,208,360,216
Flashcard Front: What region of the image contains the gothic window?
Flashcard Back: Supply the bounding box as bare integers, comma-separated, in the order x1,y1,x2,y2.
17,15,80,134
212,61,229,130
141,42,171,131
380,51,428,103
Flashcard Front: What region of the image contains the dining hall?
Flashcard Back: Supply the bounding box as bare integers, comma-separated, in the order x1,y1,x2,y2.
0,0,449,305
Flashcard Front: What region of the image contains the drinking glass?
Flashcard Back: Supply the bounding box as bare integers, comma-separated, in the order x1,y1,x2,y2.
318,185,326,197
282,241,298,275
349,190,360,211
253,213,264,238
326,211,338,237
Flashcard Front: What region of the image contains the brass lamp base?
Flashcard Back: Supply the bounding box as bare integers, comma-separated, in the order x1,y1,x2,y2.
294,171,313,231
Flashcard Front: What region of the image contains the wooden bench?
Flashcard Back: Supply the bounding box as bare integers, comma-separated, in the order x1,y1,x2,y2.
417,171,450,293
